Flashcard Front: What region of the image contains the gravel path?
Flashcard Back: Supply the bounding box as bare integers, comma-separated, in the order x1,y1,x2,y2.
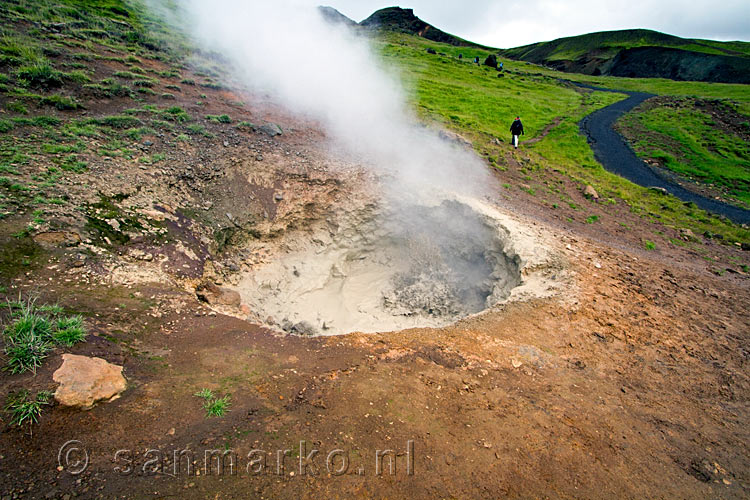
578,84,750,225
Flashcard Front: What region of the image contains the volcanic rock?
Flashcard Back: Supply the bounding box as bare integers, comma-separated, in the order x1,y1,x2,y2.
583,185,599,200
259,123,283,137
196,281,242,306
53,354,126,409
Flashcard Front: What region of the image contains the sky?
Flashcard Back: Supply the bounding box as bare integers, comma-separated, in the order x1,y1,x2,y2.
321,0,750,48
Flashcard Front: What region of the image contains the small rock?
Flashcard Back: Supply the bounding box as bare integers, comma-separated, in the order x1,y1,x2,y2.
649,186,668,195
274,192,284,202
255,154,263,161
195,281,241,307
53,354,126,409
167,428,175,436
680,228,697,241
583,185,599,200
223,141,229,147
259,123,283,137
142,140,154,147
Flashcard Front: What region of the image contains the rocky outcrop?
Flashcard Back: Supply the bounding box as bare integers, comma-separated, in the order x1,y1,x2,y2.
53,354,126,409
196,281,242,307
317,6,356,27
360,7,486,48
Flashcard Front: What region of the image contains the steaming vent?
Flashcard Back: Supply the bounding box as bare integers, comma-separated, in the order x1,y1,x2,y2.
235,199,523,336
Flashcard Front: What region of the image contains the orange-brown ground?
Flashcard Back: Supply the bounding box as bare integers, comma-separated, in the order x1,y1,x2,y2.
0,28,748,500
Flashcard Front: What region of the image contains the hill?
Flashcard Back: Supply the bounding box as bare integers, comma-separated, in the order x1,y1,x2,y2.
360,6,490,48
500,29,750,83
317,6,356,26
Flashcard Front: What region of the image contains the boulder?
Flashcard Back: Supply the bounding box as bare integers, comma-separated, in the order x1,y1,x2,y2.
53,354,126,409
258,123,283,137
583,185,599,200
484,54,498,68
33,231,81,248
196,281,241,306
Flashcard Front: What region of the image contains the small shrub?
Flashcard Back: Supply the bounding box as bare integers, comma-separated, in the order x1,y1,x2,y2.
206,114,231,124
180,78,195,85
644,240,656,251
204,395,231,417
585,215,599,224
176,133,190,142
136,87,156,95
125,126,155,141
4,389,52,428
165,84,180,91
0,120,13,133
53,315,86,346
17,62,64,88
194,388,231,417
2,299,88,373
160,93,175,100
6,101,28,114
65,70,91,84
41,94,82,110
132,79,155,88
161,106,190,122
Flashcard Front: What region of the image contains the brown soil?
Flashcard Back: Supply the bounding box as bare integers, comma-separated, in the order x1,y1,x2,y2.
0,28,749,500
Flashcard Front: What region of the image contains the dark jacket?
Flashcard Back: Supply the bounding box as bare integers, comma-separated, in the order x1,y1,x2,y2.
510,119,524,135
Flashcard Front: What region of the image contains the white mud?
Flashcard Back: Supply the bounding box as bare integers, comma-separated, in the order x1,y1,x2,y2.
234,196,564,336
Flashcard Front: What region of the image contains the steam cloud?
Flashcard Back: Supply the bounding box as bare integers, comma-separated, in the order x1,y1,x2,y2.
153,0,491,201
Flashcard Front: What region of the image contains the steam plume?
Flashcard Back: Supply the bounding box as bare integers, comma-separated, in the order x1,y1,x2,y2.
152,0,491,201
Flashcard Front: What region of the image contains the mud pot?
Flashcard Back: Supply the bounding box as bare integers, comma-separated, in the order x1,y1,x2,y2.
233,195,565,335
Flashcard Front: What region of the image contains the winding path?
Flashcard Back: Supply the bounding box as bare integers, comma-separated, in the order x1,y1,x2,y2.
577,84,750,225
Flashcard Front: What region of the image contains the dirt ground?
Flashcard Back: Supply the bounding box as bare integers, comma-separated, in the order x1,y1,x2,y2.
0,43,749,500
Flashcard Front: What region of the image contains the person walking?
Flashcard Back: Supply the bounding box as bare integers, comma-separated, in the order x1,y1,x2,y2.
510,116,524,149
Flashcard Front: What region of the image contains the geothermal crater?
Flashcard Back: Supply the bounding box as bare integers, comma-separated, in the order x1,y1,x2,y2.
236,198,527,336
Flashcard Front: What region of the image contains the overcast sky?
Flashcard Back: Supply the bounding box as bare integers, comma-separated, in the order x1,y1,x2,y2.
321,0,750,48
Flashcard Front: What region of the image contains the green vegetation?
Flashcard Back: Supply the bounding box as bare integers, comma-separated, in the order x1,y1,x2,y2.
2,299,87,374
644,240,656,250
195,388,231,418
4,389,52,430
501,29,750,63
376,32,749,244
617,98,750,208
206,114,231,123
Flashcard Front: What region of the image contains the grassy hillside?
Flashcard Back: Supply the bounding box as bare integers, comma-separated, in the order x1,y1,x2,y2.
503,29,750,61
376,32,750,243
0,0,748,256
616,97,750,208
500,29,750,84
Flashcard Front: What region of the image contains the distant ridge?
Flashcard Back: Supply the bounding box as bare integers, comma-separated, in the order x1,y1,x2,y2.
500,29,750,84
359,7,491,49
317,6,356,26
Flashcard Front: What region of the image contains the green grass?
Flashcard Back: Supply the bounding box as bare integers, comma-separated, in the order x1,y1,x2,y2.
4,389,52,429
501,29,750,64
374,33,749,244
195,388,231,418
2,298,88,374
16,61,64,89
206,114,231,123
53,315,86,346
617,98,750,207
644,240,656,250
